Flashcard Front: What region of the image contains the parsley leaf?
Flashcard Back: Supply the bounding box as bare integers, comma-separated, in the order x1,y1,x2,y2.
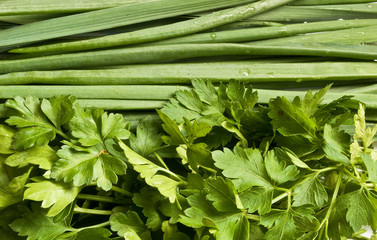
180,192,248,240
322,124,350,165
24,178,81,217
0,167,31,210
129,115,163,157
10,203,70,240
212,147,271,191
69,106,130,147
204,176,243,212
76,228,112,240
110,211,152,240
51,143,127,191
260,210,300,240
5,145,57,169
119,141,183,203
5,96,75,149
265,149,299,186
0,124,15,154
292,174,328,209
133,187,165,231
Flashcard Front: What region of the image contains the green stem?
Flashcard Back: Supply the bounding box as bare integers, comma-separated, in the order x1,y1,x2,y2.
287,190,292,210
12,0,296,53
221,121,248,148
318,168,343,234
246,213,261,221
315,166,339,173
5,42,377,74
344,168,362,184
76,193,130,204
74,207,113,215
111,186,133,197
158,167,187,183
74,221,111,232
272,192,288,204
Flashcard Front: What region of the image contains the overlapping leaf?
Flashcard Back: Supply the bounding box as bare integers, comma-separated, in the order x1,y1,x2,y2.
180,193,248,240
129,115,163,157
51,143,127,191
24,178,81,217
5,95,76,149
110,211,152,240
69,106,130,147
10,203,70,240
119,141,181,203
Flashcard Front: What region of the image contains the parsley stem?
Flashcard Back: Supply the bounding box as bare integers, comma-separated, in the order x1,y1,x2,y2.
110,186,133,197
67,221,111,233
343,168,362,184
318,168,343,234
246,213,261,221
287,190,292,210
315,166,339,173
75,221,111,232
56,128,70,140
159,168,187,182
76,193,131,204
365,183,377,191
272,192,288,204
74,206,113,215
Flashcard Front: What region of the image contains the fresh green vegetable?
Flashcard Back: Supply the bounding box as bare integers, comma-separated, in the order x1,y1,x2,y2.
0,61,375,85
10,0,295,53
0,0,152,15
3,43,377,74
0,0,253,51
137,19,377,45
0,0,377,238
1,80,377,239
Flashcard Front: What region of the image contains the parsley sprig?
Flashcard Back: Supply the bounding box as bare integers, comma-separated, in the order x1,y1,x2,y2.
0,80,377,239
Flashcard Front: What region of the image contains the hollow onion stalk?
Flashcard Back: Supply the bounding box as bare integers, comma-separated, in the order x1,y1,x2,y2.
0,0,151,15
0,85,376,110
0,0,254,50
0,61,375,85
10,0,297,53
138,19,377,45
2,43,377,74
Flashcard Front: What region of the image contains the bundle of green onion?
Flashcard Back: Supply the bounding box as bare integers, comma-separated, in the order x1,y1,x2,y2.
0,0,376,116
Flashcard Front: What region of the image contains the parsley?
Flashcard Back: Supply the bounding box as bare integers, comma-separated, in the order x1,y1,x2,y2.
0,80,377,239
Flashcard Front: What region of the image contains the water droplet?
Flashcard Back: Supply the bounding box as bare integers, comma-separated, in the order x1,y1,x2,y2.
303,21,308,24
359,32,366,36
239,68,251,77
360,41,365,45
278,27,288,35
194,21,198,25
210,33,217,40
338,18,344,21
267,72,275,78
374,59,377,62
296,79,303,83
367,4,373,9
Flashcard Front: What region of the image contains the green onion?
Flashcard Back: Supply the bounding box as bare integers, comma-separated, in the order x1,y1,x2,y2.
248,3,377,22
292,0,376,5
10,0,296,53
0,0,253,51
0,61,376,85
0,85,189,100
2,43,377,74
77,99,166,110
0,0,150,15
142,19,377,45
252,25,377,45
